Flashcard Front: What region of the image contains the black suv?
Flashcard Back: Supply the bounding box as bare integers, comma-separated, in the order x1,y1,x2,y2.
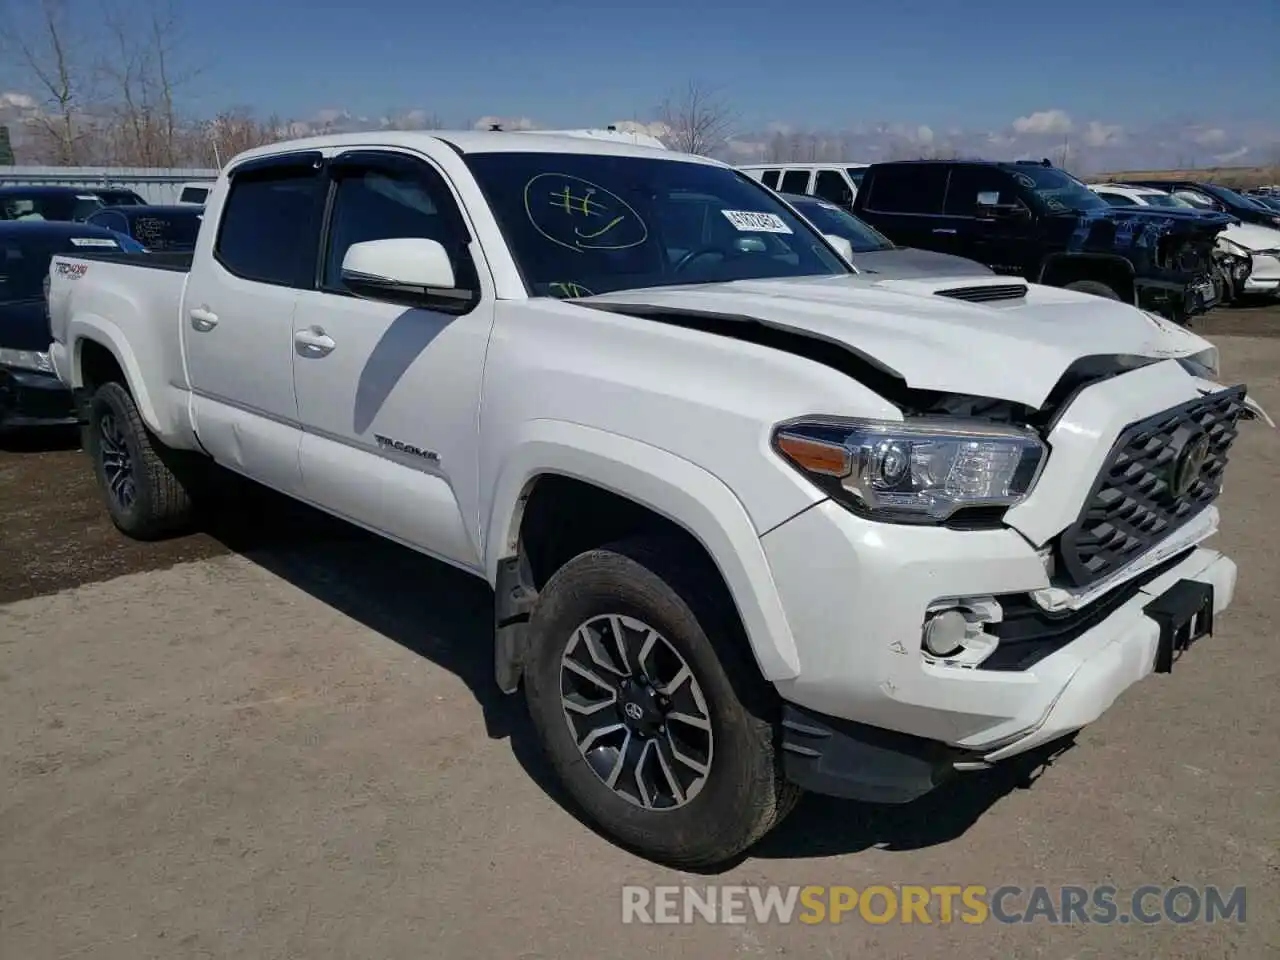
851,160,1234,323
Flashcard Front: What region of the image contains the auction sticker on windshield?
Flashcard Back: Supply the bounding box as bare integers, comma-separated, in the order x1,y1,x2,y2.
721,210,793,234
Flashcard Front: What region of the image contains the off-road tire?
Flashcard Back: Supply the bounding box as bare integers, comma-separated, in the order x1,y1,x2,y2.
1064,279,1122,301
523,536,801,868
85,381,195,540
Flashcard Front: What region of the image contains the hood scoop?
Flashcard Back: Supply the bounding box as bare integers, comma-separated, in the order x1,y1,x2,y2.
935,283,1028,304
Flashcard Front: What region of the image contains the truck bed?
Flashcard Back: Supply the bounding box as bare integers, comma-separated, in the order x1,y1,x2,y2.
69,250,193,272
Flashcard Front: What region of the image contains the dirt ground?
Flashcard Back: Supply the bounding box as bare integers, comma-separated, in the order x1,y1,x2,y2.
1,303,1278,958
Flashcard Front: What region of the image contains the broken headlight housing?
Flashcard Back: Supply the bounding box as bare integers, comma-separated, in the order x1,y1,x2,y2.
773,417,1046,524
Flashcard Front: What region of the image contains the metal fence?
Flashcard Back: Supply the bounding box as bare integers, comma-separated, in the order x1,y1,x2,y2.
0,166,218,204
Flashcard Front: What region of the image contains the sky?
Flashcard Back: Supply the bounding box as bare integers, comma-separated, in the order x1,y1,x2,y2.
2,0,1278,170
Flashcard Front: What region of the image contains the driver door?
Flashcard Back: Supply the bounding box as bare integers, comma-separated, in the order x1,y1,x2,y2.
291,149,494,572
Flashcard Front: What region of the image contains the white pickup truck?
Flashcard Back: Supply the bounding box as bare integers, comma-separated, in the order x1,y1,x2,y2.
46,131,1266,867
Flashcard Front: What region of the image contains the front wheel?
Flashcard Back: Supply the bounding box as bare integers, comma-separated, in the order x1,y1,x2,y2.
523,537,800,868
85,381,195,540
1063,279,1122,300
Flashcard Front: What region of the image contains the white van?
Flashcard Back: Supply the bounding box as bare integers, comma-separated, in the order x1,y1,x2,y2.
738,162,869,210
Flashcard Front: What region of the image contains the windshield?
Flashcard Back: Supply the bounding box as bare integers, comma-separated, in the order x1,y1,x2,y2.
0,192,104,222
788,197,893,252
1253,196,1280,211
463,153,849,298
1010,166,1109,213
127,210,202,251
0,233,123,303
1202,183,1259,209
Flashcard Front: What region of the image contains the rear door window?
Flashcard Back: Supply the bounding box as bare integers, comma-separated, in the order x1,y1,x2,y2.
813,170,853,207
780,169,812,194
863,165,948,215
214,164,325,287
760,170,781,188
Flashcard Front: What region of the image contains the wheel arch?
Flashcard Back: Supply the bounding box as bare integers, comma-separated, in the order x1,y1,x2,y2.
1037,253,1137,302
484,420,803,693
69,317,164,434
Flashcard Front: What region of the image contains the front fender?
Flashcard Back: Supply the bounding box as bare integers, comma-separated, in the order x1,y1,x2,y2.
484,418,803,681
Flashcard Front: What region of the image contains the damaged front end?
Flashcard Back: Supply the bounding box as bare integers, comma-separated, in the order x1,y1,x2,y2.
1063,208,1235,324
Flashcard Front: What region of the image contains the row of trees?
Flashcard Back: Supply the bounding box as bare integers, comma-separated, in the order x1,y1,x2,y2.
0,0,355,166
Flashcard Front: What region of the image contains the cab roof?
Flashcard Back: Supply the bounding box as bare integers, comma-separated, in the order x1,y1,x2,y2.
226,129,720,170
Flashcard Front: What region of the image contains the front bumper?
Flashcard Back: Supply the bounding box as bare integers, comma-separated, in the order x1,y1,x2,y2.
1242,252,1280,296
761,497,1237,800
0,363,79,429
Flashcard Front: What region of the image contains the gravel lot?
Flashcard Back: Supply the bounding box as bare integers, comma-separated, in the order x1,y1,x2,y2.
2,304,1278,959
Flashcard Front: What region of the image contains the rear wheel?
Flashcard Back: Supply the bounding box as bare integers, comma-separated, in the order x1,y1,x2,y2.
522,536,800,868
85,381,195,540
1063,279,1122,300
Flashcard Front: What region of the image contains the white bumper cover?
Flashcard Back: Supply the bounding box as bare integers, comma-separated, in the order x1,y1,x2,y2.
761,499,1236,760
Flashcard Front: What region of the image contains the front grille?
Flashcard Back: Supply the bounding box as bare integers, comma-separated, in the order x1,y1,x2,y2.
935,283,1028,303
1057,385,1246,586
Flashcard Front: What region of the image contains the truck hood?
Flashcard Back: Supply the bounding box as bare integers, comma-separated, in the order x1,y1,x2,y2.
850,246,994,279
1048,205,1233,248
582,274,1214,410
1221,221,1280,251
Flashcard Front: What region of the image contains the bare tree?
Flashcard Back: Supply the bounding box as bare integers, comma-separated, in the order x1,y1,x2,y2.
0,0,97,164
656,81,735,157
98,0,198,166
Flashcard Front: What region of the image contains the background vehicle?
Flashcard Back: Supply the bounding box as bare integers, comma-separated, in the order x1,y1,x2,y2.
0,186,105,222
85,204,204,253
1124,179,1280,230
781,192,994,278
1247,194,1280,212
1090,184,1278,301
851,160,1231,323
86,188,148,207
46,131,1258,868
739,163,869,210
0,221,143,431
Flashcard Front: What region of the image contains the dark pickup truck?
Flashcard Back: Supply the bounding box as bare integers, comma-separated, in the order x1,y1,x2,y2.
851,159,1234,323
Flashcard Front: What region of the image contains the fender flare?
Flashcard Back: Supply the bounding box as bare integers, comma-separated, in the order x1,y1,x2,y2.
484,419,803,683
68,313,166,435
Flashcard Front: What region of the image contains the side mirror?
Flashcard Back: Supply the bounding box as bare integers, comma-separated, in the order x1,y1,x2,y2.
340,237,475,313
824,234,855,263
976,202,1029,220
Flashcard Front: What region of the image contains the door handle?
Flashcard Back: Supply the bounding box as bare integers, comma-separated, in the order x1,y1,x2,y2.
931,228,958,235
189,306,219,331
294,326,336,357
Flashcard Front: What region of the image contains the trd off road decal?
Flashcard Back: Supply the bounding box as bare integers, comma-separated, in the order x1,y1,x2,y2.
54,261,89,279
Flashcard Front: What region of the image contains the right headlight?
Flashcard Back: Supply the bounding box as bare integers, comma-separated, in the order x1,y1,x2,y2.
772,417,1046,524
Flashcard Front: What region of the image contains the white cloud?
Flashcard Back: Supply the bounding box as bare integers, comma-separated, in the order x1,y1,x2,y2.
1012,109,1073,136
0,91,38,111
1083,120,1123,147
473,115,538,131
915,125,934,145
1212,146,1249,164
1193,127,1227,146
724,138,766,160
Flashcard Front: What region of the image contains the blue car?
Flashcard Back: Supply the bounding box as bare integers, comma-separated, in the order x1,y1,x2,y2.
0,221,144,431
